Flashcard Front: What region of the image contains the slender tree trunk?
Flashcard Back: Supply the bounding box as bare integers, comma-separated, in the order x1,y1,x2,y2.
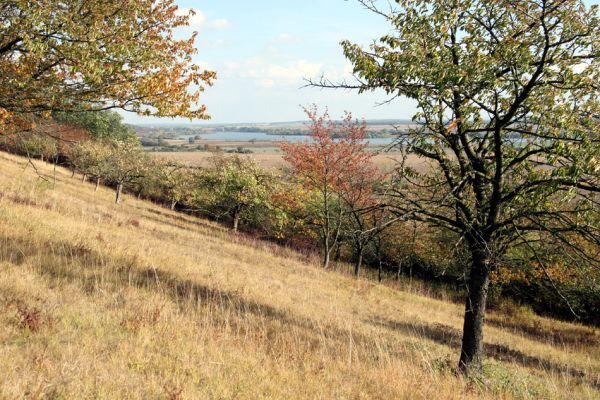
170,199,177,211
458,246,492,375
354,243,364,277
232,209,240,232
378,259,383,282
81,174,86,183
95,177,100,192
115,183,123,204
397,261,402,280
323,248,330,269
322,234,331,269
71,168,75,178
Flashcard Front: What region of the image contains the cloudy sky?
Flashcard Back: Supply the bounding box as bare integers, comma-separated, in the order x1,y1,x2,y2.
123,0,598,125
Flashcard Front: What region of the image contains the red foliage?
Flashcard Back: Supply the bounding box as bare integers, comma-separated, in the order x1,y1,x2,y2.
279,106,380,204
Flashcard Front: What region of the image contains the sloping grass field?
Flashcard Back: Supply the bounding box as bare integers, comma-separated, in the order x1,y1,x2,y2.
0,151,598,399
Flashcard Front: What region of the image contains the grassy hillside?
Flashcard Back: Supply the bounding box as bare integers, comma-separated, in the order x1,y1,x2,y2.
0,151,598,399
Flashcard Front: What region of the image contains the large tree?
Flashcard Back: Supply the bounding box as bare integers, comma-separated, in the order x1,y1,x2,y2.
312,0,600,374
0,0,215,131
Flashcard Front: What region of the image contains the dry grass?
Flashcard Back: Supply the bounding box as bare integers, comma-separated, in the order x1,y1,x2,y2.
0,151,598,399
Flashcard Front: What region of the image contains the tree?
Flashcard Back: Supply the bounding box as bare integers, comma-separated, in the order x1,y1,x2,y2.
313,0,600,374
280,107,383,269
70,140,112,191
103,139,149,204
154,160,196,210
196,155,271,232
52,111,136,142
0,0,215,132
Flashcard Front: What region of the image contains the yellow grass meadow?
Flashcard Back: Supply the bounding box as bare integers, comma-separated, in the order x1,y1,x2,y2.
0,151,599,399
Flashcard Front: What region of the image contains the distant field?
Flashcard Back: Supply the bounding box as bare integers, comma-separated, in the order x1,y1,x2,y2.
149,150,429,172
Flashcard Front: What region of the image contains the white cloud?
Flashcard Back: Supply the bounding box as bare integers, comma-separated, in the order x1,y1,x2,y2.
229,58,322,87
207,19,231,30
176,8,230,30
267,60,321,83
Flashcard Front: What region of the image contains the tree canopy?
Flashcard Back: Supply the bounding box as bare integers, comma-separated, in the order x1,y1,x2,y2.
0,0,215,132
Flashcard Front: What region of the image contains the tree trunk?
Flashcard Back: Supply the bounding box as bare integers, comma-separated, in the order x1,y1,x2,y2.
322,235,331,269
354,243,363,277
95,178,100,192
81,174,87,183
334,243,341,262
232,209,240,232
71,168,75,178
458,247,491,375
378,259,383,282
323,248,330,269
115,183,123,204
170,199,177,211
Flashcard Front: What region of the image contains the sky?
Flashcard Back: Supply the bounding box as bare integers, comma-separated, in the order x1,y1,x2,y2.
122,0,598,125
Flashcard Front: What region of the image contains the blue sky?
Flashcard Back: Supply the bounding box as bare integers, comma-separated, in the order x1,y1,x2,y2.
123,0,598,125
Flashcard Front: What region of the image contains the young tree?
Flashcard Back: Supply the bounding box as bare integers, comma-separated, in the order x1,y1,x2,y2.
0,0,215,132
70,140,112,191
103,139,149,204
195,156,271,232
313,0,600,374
154,161,196,210
280,107,382,269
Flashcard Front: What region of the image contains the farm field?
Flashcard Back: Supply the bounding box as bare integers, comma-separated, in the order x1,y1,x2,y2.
149,149,427,172
0,151,598,399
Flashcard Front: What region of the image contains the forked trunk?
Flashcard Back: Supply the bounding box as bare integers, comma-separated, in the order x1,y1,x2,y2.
95,178,100,192
458,247,491,375
170,199,177,211
81,174,87,183
115,183,123,204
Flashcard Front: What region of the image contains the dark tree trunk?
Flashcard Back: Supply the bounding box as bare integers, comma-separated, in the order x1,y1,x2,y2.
71,168,75,178
378,259,383,282
95,178,100,192
115,183,123,204
458,247,492,375
354,243,364,277
334,243,341,262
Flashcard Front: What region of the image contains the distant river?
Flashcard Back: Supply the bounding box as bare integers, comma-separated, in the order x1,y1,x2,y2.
179,131,398,145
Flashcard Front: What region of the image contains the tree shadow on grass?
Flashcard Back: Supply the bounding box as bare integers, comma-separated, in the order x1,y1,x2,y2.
0,234,388,363
485,316,598,348
368,317,600,390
